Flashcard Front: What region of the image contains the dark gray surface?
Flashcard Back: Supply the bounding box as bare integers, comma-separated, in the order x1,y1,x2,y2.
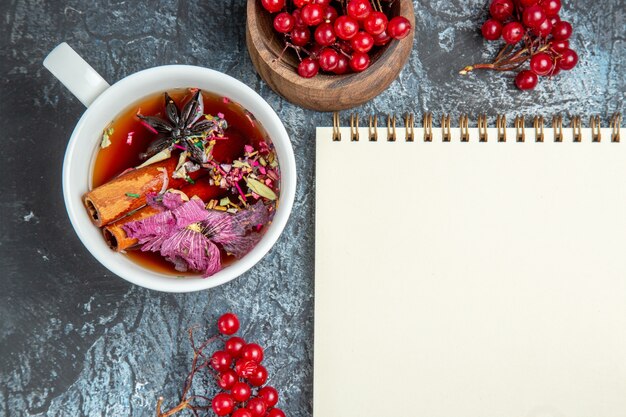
0,0,623,416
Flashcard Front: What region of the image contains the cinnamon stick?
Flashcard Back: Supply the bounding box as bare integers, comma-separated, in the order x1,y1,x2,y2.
83,158,193,227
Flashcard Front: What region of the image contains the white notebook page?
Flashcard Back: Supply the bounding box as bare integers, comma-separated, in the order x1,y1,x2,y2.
315,127,626,417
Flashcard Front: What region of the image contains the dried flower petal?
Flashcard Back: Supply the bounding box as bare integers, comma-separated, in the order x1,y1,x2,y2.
162,192,185,211
172,198,209,228
160,226,221,277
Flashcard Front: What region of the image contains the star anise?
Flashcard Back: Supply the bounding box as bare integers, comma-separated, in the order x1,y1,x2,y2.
137,90,226,164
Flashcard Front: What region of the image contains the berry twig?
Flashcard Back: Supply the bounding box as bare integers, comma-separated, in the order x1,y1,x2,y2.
154,313,287,417
460,38,552,74
460,0,578,90
156,329,219,417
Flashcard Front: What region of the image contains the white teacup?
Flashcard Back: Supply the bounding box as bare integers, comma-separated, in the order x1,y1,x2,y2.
44,43,296,293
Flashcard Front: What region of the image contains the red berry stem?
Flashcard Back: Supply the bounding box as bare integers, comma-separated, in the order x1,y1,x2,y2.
460,38,551,75
156,329,221,417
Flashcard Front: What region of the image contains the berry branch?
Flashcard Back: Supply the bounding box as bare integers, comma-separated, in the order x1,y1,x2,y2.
460,0,578,90
155,314,287,417
156,329,219,417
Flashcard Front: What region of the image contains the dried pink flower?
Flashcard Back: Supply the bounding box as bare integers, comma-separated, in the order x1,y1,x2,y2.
122,198,272,277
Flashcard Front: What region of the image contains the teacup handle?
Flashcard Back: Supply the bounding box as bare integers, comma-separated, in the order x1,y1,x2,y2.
43,42,110,107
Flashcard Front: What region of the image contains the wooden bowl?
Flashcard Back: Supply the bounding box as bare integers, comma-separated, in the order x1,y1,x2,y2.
246,0,415,111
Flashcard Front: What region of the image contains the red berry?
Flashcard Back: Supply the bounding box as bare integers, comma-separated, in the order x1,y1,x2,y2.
314,22,336,46
290,27,311,46
515,70,539,90
212,393,235,416
247,398,268,417
235,358,259,378
347,0,372,20
501,22,525,44
333,55,350,74
267,409,286,417
242,343,264,363
293,0,310,8
550,66,561,76
231,381,252,402
232,409,253,417
533,17,552,37
519,0,538,6
322,5,338,23
273,12,295,33
372,30,391,46
334,15,359,40
549,15,560,26
529,52,553,75
349,51,370,72
292,9,306,27
481,19,503,41
387,16,411,39
217,369,238,390
551,39,569,52
318,48,340,72
217,313,240,335
314,0,331,5
351,31,374,53
363,11,388,35
522,5,546,29
489,0,514,21
301,3,324,26
248,364,269,386
261,0,285,13
211,350,232,372
258,386,279,408
539,0,561,16
557,48,578,70
225,336,246,358
551,21,572,41
298,58,319,79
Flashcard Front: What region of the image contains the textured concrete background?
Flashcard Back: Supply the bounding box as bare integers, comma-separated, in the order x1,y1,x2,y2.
0,0,624,416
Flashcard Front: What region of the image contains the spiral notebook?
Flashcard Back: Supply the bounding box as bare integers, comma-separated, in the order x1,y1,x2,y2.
314,114,626,417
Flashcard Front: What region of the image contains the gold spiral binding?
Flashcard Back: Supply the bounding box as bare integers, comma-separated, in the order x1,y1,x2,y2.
332,112,622,144
515,116,525,142
442,114,451,142
459,114,469,142
496,114,506,142
332,112,341,141
387,114,396,142
423,113,433,142
571,116,582,142
534,116,544,142
478,114,488,142
368,115,378,142
350,113,359,142
590,115,601,142
552,115,563,142
611,113,622,143
404,113,414,142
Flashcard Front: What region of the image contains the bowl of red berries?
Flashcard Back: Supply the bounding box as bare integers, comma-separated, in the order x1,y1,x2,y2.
246,0,414,111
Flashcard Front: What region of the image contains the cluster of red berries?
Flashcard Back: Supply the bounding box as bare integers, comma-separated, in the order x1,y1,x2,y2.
211,313,285,417
260,0,412,78
465,0,578,90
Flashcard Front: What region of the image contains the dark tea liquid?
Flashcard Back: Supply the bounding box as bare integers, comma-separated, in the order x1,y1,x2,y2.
92,89,273,275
